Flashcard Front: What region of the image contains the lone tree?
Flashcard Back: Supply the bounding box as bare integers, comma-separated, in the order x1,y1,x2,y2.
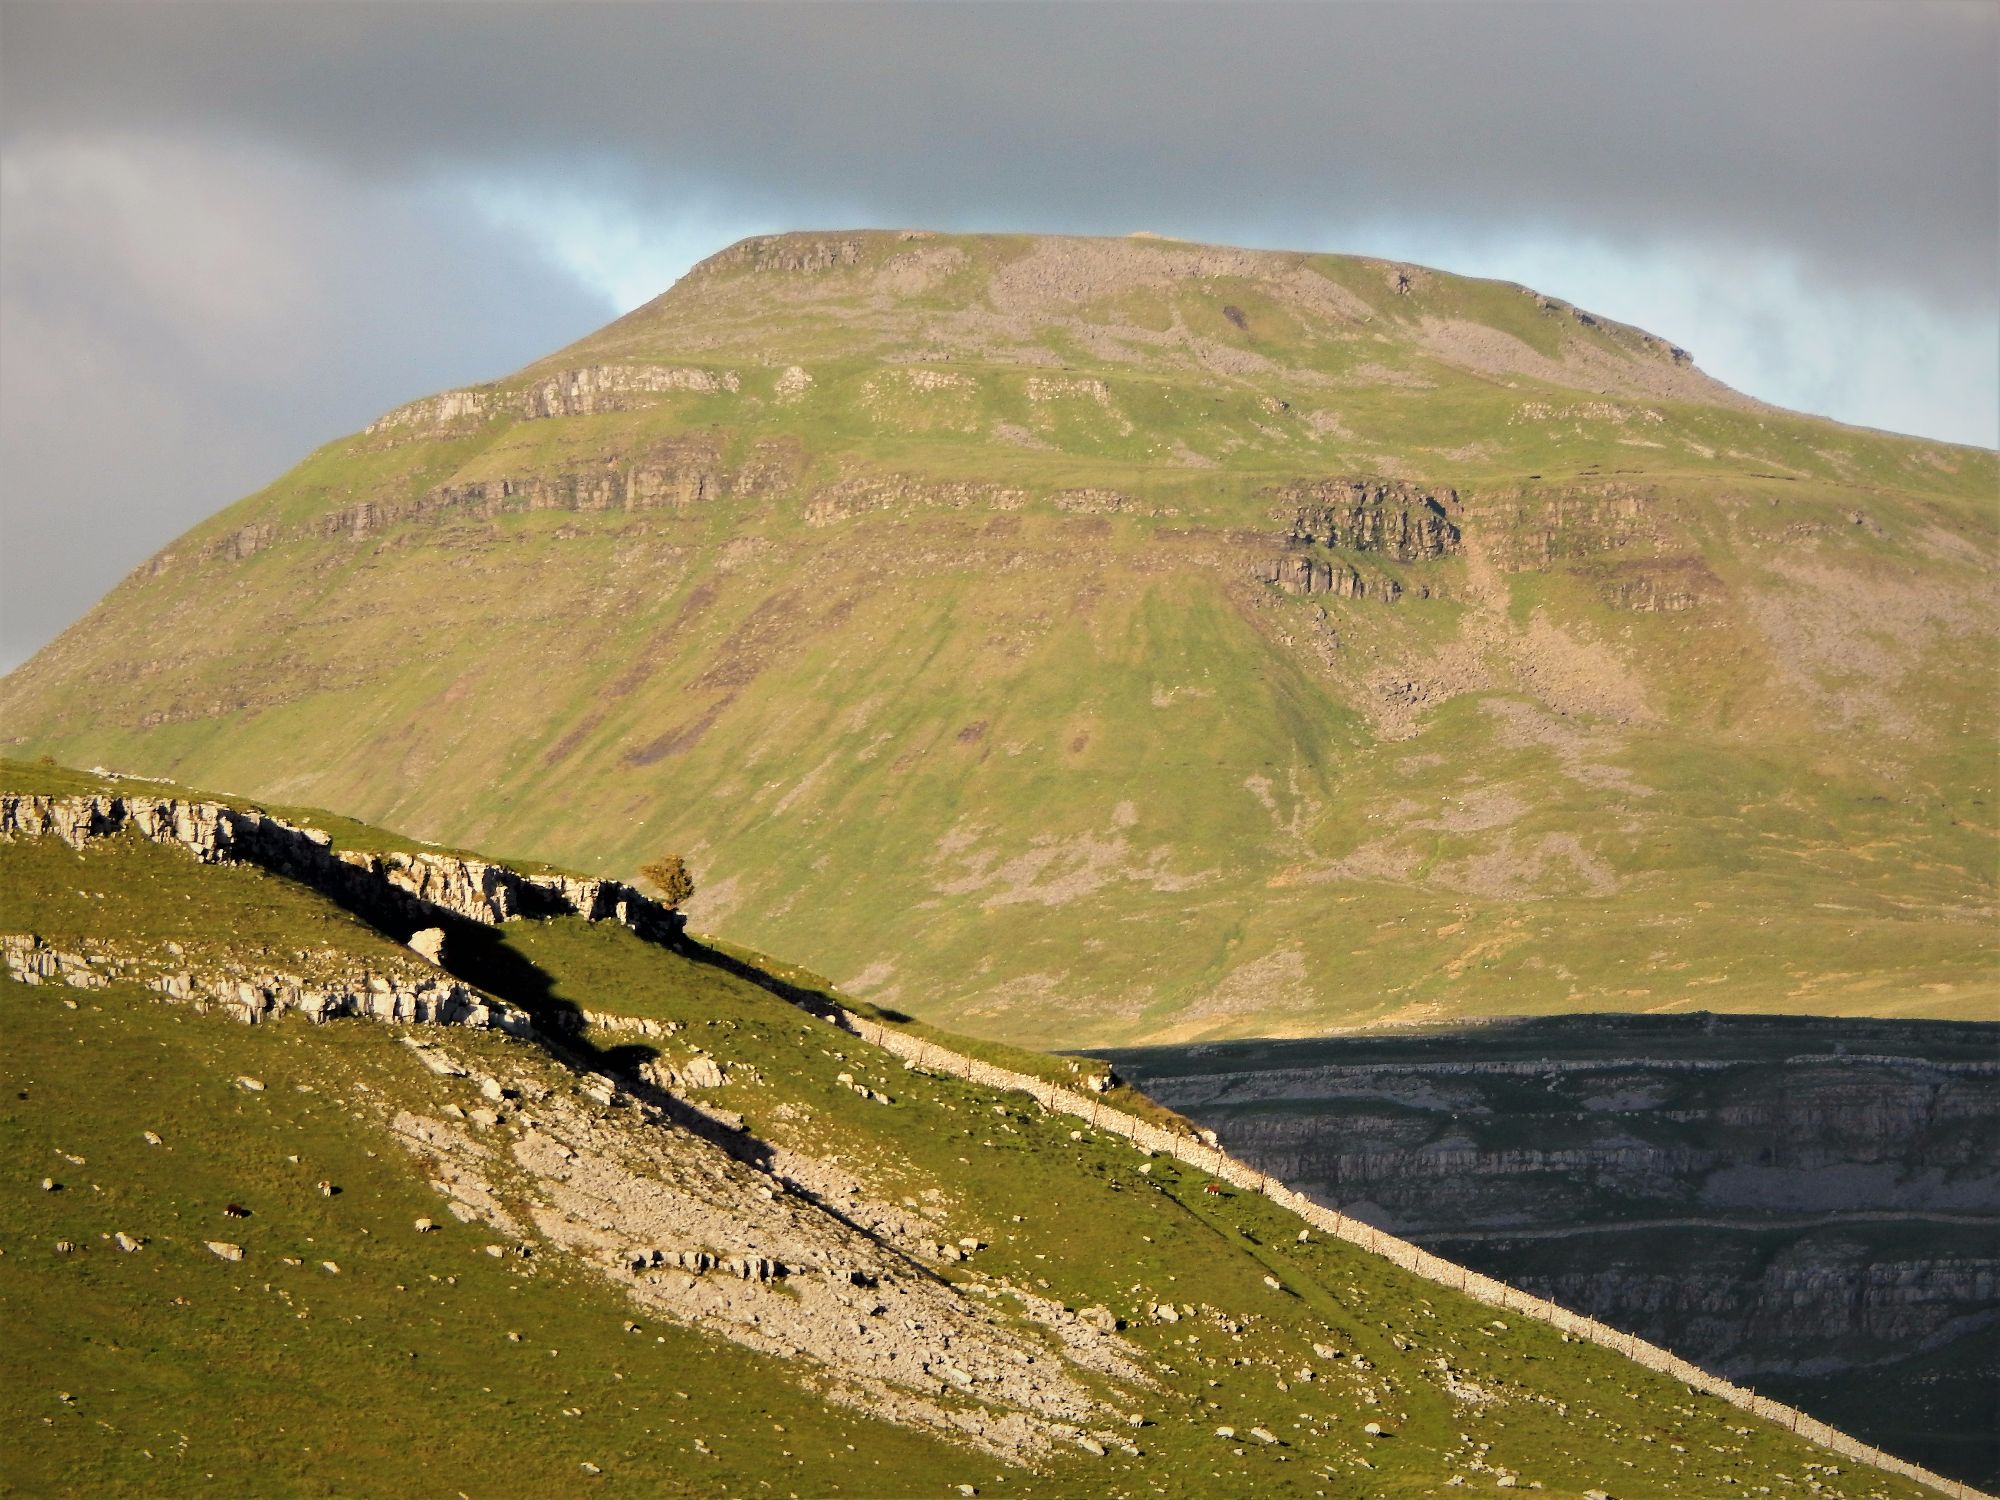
637,853,695,911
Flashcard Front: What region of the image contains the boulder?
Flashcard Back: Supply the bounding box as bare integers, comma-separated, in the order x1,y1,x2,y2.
683,1056,726,1089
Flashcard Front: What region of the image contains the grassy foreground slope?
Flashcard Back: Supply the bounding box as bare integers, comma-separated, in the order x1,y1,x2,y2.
0,776,1952,1497
2,231,1993,1044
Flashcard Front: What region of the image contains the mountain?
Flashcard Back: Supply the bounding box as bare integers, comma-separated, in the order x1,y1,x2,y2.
0,760,1967,1498
2,230,1993,1046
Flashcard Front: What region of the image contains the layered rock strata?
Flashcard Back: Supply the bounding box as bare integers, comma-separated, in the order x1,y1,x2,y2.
0,792,684,944
2,932,527,1033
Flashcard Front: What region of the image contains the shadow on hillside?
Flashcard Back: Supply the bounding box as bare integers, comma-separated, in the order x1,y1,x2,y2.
441,922,676,1082
437,919,582,1034
1087,1010,2000,1080
199,836,945,1276
435,923,952,1286
672,935,845,1019
668,934,919,1024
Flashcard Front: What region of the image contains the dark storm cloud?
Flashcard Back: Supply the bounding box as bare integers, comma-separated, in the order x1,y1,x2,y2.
5,1,1995,298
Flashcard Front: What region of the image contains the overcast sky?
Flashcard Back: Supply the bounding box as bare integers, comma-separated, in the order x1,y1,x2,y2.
2,1,1995,673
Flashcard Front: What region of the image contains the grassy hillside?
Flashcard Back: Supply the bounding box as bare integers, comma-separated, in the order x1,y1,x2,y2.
2,230,1993,1045
0,775,1956,1496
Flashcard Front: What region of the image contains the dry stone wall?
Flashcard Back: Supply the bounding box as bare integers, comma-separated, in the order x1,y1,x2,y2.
832,1015,1990,1500
2,789,1982,1495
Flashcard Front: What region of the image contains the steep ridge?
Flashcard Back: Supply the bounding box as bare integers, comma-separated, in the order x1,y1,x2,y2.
1,230,1994,1044
0,762,1986,1496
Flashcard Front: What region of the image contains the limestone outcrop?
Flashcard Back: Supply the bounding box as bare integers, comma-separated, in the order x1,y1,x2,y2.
2,932,528,1033
1252,554,1425,603
1252,480,1460,603
363,386,496,437
1275,480,1462,561
0,793,684,945
518,364,740,419
422,438,726,518
698,232,866,275
1593,556,1726,612
364,365,742,441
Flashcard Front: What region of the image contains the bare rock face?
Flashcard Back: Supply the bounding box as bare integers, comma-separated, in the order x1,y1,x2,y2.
2,931,530,1034
518,365,741,420
1276,480,1462,561
364,387,495,440
638,1053,727,1092
698,232,866,275
1251,479,1460,603
0,793,685,946
1108,1014,2000,1404
1255,555,1411,603
0,791,689,1038
1479,485,1662,568
1593,557,1726,613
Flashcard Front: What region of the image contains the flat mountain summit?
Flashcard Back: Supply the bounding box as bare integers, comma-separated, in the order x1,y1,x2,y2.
4,230,1994,1044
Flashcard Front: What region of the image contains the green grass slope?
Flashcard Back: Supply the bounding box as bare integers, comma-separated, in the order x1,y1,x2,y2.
0,779,1960,1497
2,231,1993,1046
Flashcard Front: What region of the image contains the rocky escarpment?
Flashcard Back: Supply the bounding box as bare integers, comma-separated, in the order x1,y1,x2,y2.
1590,555,1728,612
1466,1224,2000,1379
1251,480,1460,602
1276,480,1462,561
696,231,867,275
363,363,742,439
1195,1058,2000,1227
0,793,685,946
1100,1015,2000,1487
0,788,686,1036
3,930,527,1033
1473,484,1667,568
